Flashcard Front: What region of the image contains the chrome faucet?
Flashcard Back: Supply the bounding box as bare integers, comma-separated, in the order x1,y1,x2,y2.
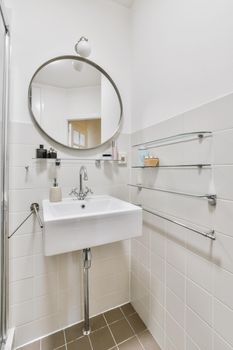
69,166,93,200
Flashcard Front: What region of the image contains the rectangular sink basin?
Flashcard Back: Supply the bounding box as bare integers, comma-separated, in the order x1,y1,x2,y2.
43,195,142,256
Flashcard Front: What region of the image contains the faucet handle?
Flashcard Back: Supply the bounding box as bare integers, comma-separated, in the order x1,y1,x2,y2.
69,187,78,196
85,186,93,195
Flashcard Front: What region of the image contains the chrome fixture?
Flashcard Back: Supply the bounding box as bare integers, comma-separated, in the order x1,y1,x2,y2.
141,207,216,240
74,36,91,57
8,203,44,239
128,184,217,206
83,248,92,335
132,131,212,149
69,166,93,200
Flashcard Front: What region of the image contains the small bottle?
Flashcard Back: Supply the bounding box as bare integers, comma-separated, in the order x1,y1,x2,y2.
36,145,47,158
47,148,57,159
138,146,149,166
112,140,119,161
49,178,62,202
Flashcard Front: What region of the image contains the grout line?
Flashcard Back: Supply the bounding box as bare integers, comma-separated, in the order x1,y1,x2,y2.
87,335,94,350
102,313,119,350
120,308,146,350
63,330,68,350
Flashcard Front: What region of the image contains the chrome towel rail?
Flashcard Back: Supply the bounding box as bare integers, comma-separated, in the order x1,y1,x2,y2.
132,163,211,169
8,203,43,239
141,207,216,240
132,131,212,148
128,184,217,206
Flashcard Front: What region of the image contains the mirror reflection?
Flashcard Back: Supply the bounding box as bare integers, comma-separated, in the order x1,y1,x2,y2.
29,57,122,149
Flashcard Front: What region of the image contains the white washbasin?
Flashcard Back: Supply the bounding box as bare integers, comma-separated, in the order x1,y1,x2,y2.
43,195,142,256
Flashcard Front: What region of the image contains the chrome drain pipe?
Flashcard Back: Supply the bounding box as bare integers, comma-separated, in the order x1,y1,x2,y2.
82,248,92,335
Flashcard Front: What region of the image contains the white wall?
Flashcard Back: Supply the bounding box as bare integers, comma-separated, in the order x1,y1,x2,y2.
32,84,101,145
130,93,233,350
5,0,132,347
131,0,233,131
6,0,131,134
67,86,101,119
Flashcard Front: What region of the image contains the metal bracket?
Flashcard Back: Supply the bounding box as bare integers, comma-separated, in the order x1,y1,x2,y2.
8,202,43,239
207,194,217,206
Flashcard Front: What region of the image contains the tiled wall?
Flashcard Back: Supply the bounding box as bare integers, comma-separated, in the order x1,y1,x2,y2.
130,93,233,350
9,121,131,348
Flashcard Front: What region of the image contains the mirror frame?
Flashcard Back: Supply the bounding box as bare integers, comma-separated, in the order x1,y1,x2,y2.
28,55,123,150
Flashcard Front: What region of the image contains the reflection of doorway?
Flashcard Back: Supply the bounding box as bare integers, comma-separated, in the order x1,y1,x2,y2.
68,118,101,148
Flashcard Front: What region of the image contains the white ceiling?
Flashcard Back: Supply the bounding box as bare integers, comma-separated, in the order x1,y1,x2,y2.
111,0,134,8
33,60,101,89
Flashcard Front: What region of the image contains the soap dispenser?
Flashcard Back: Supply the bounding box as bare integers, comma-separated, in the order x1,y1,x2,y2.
49,178,62,202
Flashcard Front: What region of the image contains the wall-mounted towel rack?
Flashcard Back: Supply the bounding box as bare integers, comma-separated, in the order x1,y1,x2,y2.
140,206,216,240
132,131,212,149
128,184,217,206
8,203,43,239
132,163,211,169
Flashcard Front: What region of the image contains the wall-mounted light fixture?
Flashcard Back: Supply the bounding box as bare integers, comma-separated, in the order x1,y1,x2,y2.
74,36,91,57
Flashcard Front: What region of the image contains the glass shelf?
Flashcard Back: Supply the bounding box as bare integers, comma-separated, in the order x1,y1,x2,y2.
132,163,211,169
32,158,122,166
132,131,212,149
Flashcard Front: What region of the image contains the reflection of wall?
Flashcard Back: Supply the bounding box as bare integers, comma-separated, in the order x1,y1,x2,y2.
67,86,101,119
101,75,120,142
32,84,101,145
32,84,68,144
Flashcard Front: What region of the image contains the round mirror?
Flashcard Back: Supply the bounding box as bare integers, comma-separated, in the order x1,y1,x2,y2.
28,56,123,149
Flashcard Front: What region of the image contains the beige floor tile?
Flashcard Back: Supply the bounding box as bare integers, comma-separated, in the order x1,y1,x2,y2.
121,303,136,317
118,337,143,349
90,326,115,350
109,319,134,344
90,314,107,331
65,322,84,343
127,313,146,334
67,337,92,350
138,331,161,350
104,307,124,324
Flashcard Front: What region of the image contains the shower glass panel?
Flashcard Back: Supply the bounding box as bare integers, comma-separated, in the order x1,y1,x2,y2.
0,5,9,349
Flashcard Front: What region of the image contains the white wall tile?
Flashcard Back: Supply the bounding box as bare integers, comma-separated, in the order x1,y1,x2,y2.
10,278,34,305
214,299,233,347
165,312,185,350
166,240,186,275
166,288,185,328
214,266,233,311
186,252,213,292
151,252,165,282
150,294,164,327
166,263,185,301
130,94,233,350
213,332,233,350
186,280,212,326
186,307,212,350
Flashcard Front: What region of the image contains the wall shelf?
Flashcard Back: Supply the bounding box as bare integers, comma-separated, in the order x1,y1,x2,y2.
32,158,123,167
132,163,211,169
132,130,212,149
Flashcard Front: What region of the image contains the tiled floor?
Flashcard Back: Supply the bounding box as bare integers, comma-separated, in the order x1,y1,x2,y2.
17,303,160,350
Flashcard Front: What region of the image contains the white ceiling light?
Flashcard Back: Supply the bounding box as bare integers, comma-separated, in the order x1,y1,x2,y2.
74,37,91,57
